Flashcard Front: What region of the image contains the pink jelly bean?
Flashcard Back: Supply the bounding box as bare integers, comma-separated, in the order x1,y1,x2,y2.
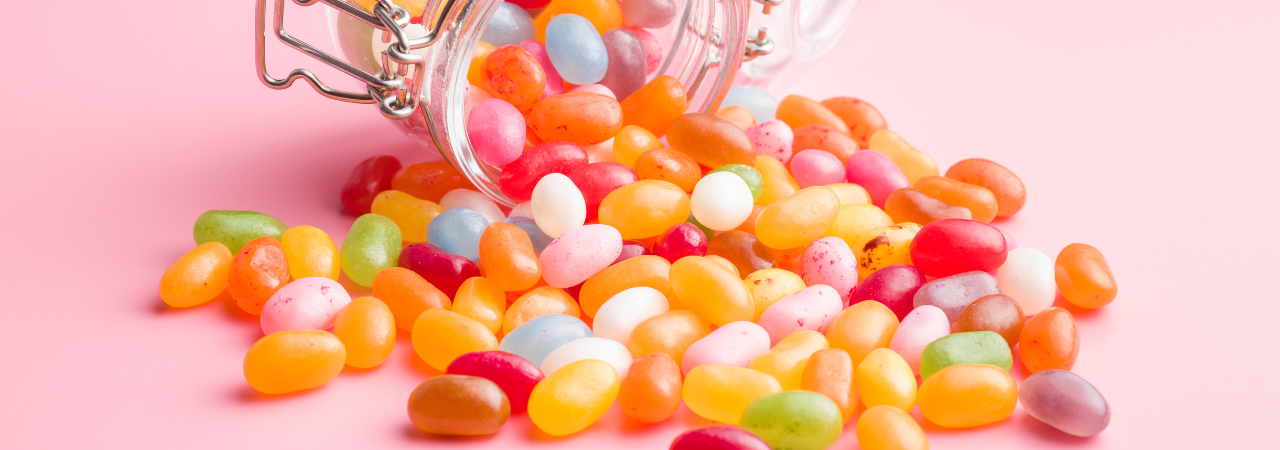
518,40,564,99
446,350,545,414
626,27,663,75
681,321,771,376
788,149,846,188
440,188,505,224
508,201,534,219
398,243,480,298
566,162,639,222
614,239,651,264
653,222,707,263
569,83,617,100
499,141,589,201
997,226,1018,250
798,237,858,306
539,224,624,288
260,277,352,335
757,284,843,346
745,120,794,164
850,264,926,320
467,98,526,167
464,84,493,118
845,150,909,207
671,425,772,450
888,305,950,375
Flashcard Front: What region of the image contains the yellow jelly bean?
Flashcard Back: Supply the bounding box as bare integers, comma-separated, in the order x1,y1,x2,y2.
755,187,840,250
826,300,899,365
579,255,677,317
743,268,806,321
599,180,691,239
824,203,895,251
853,222,922,281
467,41,496,89
629,310,710,364
755,155,800,206
452,277,507,334
671,256,755,326
528,359,620,436
504,286,580,334
800,348,855,422
159,242,233,307
243,330,345,394
855,348,917,412
683,365,783,424
370,190,442,244
748,330,828,390
705,255,741,277
856,405,929,450
412,309,499,371
333,297,396,369
280,225,341,280
918,364,1018,428
613,125,664,167
826,183,872,205
868,130,939,185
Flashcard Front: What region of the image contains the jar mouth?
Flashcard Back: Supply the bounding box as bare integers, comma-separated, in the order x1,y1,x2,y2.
786,0,859,62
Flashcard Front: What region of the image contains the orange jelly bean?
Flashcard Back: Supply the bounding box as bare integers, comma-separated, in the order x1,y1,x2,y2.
243,330,345,394
482,45,546,111
776,95,849,135
734,204,765,234
826,300,900,364
792,124,858,164
612,125,664,167
634,147,701,192
819,97,887,148
800,348,856,422
1055,243,1118,309
620,75,688,137
913,176,999,223
333,297,396,368
228,237,290,315
671,256,755,326
598,180,691,239
666,113,756,168
1019,307,1080,373
452,277,508,334
884,188,973,226
159,242,233,308
629,309,710,364
716,105,757,130
372,267,451,331
504,286,580,334
391,161,477,203
707,230,775,278
533,0,622,40
467,41,497,88
754,187,841,249
478,222,541,291
529,92,623,145
579,254,677,317
413,309,499,371
754,155,800,206
945,158,1027,217
618,353,684,423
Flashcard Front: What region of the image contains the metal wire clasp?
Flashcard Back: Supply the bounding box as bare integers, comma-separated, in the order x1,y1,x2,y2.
744,0,782,60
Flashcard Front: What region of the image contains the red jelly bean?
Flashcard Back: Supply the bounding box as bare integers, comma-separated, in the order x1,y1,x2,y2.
498,141,589,201
398,243,480,298
909,219,1009,278
341,155,401,215
446,350,546,414
653,222,708,263
849,264,927,320
614,239,651,264
567,162,639,222
670,425,771,450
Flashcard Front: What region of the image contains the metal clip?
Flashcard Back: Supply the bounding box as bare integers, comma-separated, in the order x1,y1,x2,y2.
744,27,774,61
753,0,785,15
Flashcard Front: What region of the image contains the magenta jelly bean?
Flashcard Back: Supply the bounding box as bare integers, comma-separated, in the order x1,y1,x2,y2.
518,40,564,99
340,155,401,215
260,277,352,335
566,162,639,222
912,270,1001,322
599,29,647,100
788,149,846,188
626,27,663,75
539,224,624,288
798,237,858,305
757,284,843,345
849,264,927,320
498,141,589,201
467,99,526,167
446,350,546,414
670,425,772,450
1020,370,1111,437
910,218,1009,278
746,120,794,163
845,150,909,207
398,243,480,298
614,239,651,264
569,83,617,100
653,222,708,263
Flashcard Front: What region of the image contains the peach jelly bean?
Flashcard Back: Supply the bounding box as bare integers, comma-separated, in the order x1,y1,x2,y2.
888,305,950,374
854,223,922,281
531,172,587,238
528,359,620,436
228,237,291,316
618,353,683,423
754,187,840,250
953,294,1025,348
799,237,858,305
1020,370,1111,437
408,375,510,435
452,277,507,334
856,405,928,450
540,337,633,378
1020,307,1080,373
620,75,687,137
340,154,401,215
333,297,395,368
504,286,581,334
776,95,849,135
716,105,758,130
280,225,340,280
845,150,909,207
1055,243,1119,309
918,364,1018,428
823,202,893,251
671,256,754,326
691,171,755,231
612,125,664,167
478,222,541,291
539,223,623,287
683,365,783,424
754,154,800,206
260,277,351,335
667,113,756,168
370,190,442,244
793,124,858,164
243,330,345,394
826,183,872,205
748,330,828,390
788,149,846,188
579,254,676,317
593,286,670,344
529,92,623,144
746,120,795,163
913,270,1001,323
945,158,1026,217
868,130,939,185
372,267,451,331
598,179,691,239
851,264,927,320
159,242,232,308
800,348,855,422
482,45,546,111
997,247,1056,314
441,189,505,225
758,285,843,346
392,161,477,203
708,230,775,277
826,300,899,365
499,141,588,202
629,309,709,364
635,147,701,192
820,97,887,148
446,350,545,414
468,98,526,166
884,187,973,225
914,175,999,223
910,219,1008,278
413,308,499,371
855,347,918,412
681,321,771,375
743,268,806,320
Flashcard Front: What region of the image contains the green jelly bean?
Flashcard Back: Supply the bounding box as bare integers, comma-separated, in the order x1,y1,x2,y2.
740,391,842,450
341,214,402,287
919,331,1012,380
711,164,764,201
193,210,286,254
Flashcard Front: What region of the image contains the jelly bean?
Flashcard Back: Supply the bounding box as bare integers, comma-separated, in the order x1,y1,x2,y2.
370,190,442,244
580,254,676,316
853,223,922,284
570,82,616,99
260,277,352,334
798,237,857,305
518,40,564,98
529,92,624,144
888,305,949,374
734,205,765,234
621,0,675,27
542,14,610,85
408,375,510,435
681,321,770,375
1020,307,1080,373
539,223,623,287
446,350,545,414
799,348,855,421
945,158,1026,217
1020,370,1111,437
567,161,638,221
999,226,1018,250
500,313,593,366
826,300,898,364
535,0,622,39
850,264,926,319
914,175,998,223
629,309,709,364
620,75,688,136
397,243,478,299
855,405,928,450
340,155,401,215
392,161,477,203
788,149,846,188
593,286,669,344
885,187,973,225
867,130,939,185
708,164,764,201
371,267,450,331
451,277,506,333
598,28,646,99
508,0,552,9
338,214,400,287
952,294,1024,347
465,84,493,117
671,256,754,326
467,99,526,167
910,219,1007,278
425,208,487,263
707,230,774,277
683,365,782,424
755,155,800,207
758,285,843,346
739,391,842,450
716,105,758,130
481,2,535,47
504,286,580,333
599,179,691,239
997,247,1056,314
1055,243,1118,309
823,202,893,251
748,330,827,390
745,120,794,164
438,189,505,226
501,215,554,253
467,41,497,89
855,347,917,412
918,364,1017,428
193,210,286,254
770,245,806,273
413,308,499,371
668,113,756,168
159,242,232,307
478,222,541,291
501,142,588,202
920,331,1012,380
754,187,840,249
612,125,663,167
793,124,857,164
742,268,805,320
332,297,395,368
482,45,546,111
722,85,777,123
541,336,633,379
635,147,701,192
776,94,848,135
670,425,772,450
618,352,682,423
243,330,345,394
820,97,887,147
845,150,909,207
227,237,291,315
529,358,619,435
281,226,340,281
653,222,708,263
913,270,1001,322
691,174,754,232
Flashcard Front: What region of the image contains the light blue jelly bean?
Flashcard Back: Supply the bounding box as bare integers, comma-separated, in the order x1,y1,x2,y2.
545,14,609,85
498,314,593,366
722,85,778,122
502,216,554,253
426,208,489,263
481,2,535,47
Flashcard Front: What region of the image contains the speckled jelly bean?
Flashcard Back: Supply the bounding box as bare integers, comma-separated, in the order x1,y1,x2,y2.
618,352,682,423
653,222,707,263
743,268,805,320
910,219,1008,278
544,14,609,85
920,331,1012,380
777,94,848,135
593,286,669,344
918,364,1018,428
914,175,998,223
997,247,1056,314
758,285,843,346
540,336,633,378
392,161,477,203
682,321,770,375
690,171,755,231
684,365,782,424
821,97,887,147
826,300,899,365
748,330,827,390
629,309,709,363
579,254,675,316
598,28,645,99
888,305,949,374
599,179,691,239
499,141,588,201
789,150,846,188
280,226,340,281
446,350,544,414
482,45,546,111
1056,243,1118,309
424,208,487,263
340,155,401,215
1020,370,1110,437
439,189,504,225
500,216,553,253
619,75,687,136
745,120,794,164
885,187,973,225
529,92,624,144
529,359,620,436
504,286,580,333
800,348,855,421
407,375,510,435
668,113,756,168
481,2,534,46
722,85,777,123
193,210,286,254
740,391,843,450
243,330,345,394
159,242,232,308
260,277,351,334
371,267,450,331
539,223,623,287
856,405,928,450
499,314,592,366
451,277,506,333
670,425,772,450
1020,307,1080,373
793,124,857,164
844,151,909,208
332,297,395,368
868,130,938,185
671,256,754,326
953,294,1024,347
798,237,857,305
370,190,442,244
478,222,541,291
913,270,1001,323
707,230,775,278
850,264,925,319
945,158,1026,217
397,243,477,299
755,154,799,206
754,187,840,249
853,222,921,282
856,347,918,412
467,99,526,167
412,308,499,371
567,161,638,221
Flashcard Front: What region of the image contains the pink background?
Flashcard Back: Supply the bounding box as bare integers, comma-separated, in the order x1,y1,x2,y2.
2,0,1276,448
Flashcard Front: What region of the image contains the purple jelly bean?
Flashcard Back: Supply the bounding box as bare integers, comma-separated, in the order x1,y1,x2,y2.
850,264,926,320
846,150,909,207
670,425,771,450
912,270,1001,323
622,0,677,28
789,149,846,188
598,28,647,100
468,98,526,166
1020,370,1111,437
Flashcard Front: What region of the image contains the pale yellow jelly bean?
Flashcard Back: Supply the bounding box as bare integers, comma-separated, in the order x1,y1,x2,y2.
598,180,691,239
754,155,799,206
452,277,507,334
754,187,840,249
159,242,232,307
743,268,806,321
370,189,443,243
748,330,828,390
280,225,341,280
683,365,783,424
823,203,894,252
243,330,346,394
528,359,620,436
705,255,740,277
826,183,872,205
826,300,899,365
671,256,755,326
412,309,499,371
868,130,939,185
918,364,1018,428
855,347,917,412
853,222,922,281
332,297,396,368
856,405,930,450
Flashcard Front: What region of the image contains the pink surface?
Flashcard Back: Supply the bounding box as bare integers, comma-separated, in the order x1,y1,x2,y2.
1,1,1277,448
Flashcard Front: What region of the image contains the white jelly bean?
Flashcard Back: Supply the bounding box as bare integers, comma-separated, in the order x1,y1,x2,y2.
260,277,352,335
757,284,844,346
997,247,1056,315
540,337,634,378
680,321,771,376
531,173,587,238
888,305,950,375
690,171,755,231
539,224,623,288
593,287,670,344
